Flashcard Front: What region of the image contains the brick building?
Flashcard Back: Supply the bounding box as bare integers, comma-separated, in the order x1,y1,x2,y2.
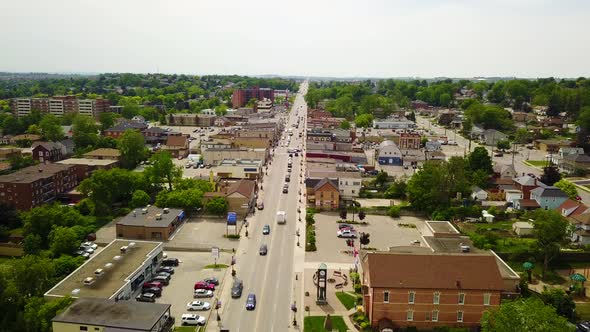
305,178,340,210
232,87,274,108
398,133,421,150
103,120,148,138
0,164,78,210
116,207,185,241
362,252,506,331
32,141,67,163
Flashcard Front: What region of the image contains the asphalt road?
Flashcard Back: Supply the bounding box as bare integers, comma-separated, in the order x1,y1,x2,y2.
218,82,308,332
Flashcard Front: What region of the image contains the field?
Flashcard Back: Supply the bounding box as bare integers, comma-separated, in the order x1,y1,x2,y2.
304,316,348,332
335,291,358,310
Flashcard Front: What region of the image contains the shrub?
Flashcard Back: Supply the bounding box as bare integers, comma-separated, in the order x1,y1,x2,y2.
225,234,240,239
116,207,131,217
388,206,401,218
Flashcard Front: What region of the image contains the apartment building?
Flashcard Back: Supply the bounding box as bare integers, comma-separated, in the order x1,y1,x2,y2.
232,87,274,108
0,164,78,210
11,96,110,118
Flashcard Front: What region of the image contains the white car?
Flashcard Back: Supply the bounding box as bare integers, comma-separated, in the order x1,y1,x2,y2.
186,300,211,311
194,289,214,298
337,229,357,238
181,314,206,326
81,242,98,250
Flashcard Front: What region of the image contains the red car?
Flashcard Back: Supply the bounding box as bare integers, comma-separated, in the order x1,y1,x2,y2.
194,281,215,290
143,281,163,289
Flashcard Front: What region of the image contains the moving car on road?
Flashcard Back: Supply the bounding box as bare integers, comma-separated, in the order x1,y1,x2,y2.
231,279,244,298
246,293,257,310
262,224,270,235
259,244,268,256
257,201,264,210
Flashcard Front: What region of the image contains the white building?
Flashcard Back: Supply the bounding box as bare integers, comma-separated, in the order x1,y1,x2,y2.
512,221,534,237
307,169,362,200
471,186,488,201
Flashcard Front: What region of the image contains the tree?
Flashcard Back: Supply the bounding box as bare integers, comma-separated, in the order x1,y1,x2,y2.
339,209,347,220
26,124,41,135
117,129,147,169
155,188,204,211
205,197,229,216
22,234,42,255
532,209,570,279
131,190,150,208
515,128,531,145
99,112,119,131
24,296,74,332
407,111,416,122
540,165,561,186
374,170,389,188
439,93,452,107
406,162,449,214
359,232,370,249
12,255,56,297
49,227,80,257
72,115,99,150
468,147,493,174
481,297,573,332
0,202,21,229
340,120,351,130
358,210,366,221
384,179,407,199
145,151,182,191
354,114,374,128
554,179,578,199
496,140,511,151
541,288,576,321
39,114,64,141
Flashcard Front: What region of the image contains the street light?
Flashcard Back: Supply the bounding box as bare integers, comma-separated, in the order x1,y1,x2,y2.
291,302,298,326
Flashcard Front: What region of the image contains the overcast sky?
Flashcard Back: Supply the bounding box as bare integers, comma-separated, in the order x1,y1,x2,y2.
1,0,590,78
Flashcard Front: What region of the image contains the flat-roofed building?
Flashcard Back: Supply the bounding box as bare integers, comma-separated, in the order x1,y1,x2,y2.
57,158,119,182
215,159,263,180
116,206,185,241
83,148,121,161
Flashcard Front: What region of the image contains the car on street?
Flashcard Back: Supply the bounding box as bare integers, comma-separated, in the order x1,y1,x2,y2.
143,287,162,297
181,314,206,326
185,163,193,168
76,250,90,259
194,289,214,298
186,300,211,311
257,201,264,210
136,293,156,303
282,184,289,193
259,244,268,255
161,258,179,266
287,167,292,173
337,229,357,238
285,175,290,182
231,279,244,298
262,224,270,235
157,272,172,280
194,281,215,290
203,277,219,285
494,153,503,157
246,293,257,310
156,266,174,274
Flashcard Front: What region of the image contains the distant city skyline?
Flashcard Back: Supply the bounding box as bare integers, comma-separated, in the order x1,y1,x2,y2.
1,0,590,78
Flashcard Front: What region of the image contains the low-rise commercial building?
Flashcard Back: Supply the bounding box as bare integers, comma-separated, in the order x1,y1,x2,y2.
117,207,185,241
378,140,403,165
214,159,263,180
203,179,256,216
305,177,340,210
162,135,189,158
202,148,268,165
83,148,121,161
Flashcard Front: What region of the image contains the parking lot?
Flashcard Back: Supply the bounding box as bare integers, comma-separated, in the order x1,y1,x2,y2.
305,213,429,263
168,218,240,250
154,251,232,327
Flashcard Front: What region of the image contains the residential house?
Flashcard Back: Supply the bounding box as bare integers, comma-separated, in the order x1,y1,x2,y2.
505,189,523,205
116,206,185,240
378,141,402,165
530,186,568,210
305,177,340,210
307,170,362,200
0,136,12,145
203,179,256,216
200,108,216,116
104,120,148,138
362,252,507,330
471,186,488,201
552,147,585,169
493,163,517,179
513,175,543,199
558,199,588,218
482,129,508,146
83,148,121,161
561,154,590,174
570,213,590,245
162,136,189,158
534,139,575,153
32,141,66,163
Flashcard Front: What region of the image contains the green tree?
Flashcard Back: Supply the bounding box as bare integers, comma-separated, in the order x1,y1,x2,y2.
541,288,576,321
540,165,561,186
384,179,407,199
49,226,80,257
340,120,351,129
72,115,99,150
374,170,389,188
496,140,511,151
145,151,182,191
205,197,229,216
22,234,42,255
155,188,204,211
554,179,578,200
99,111,119,131
407,111,416,122
354,114,374,128
481,298,573,332
24,296,74,332
12,255,56,297
117,129,147,169
26,124,41,135
131,189,151,208
532,209,570,279
439,93,452,107
406,162,448,214
515,128,532,144
468,147,493,174
39,114,65,141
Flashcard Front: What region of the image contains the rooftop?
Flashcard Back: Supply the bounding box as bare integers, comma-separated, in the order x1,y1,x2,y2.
83,148,121,158
425,221,460,236
0,163,73,184
218,159,263,167
57,158,118,167
530,186,568,198
118,207,183,228
45,239,162,299
52,297,170,331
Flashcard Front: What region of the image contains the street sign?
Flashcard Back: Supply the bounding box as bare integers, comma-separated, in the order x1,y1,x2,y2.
212,247,220,260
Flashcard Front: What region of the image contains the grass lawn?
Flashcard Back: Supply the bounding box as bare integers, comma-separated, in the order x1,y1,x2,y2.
524,160,548,168
577,302,590,320
335,291,358,310
203,264,228,269
304,315,348,332
173,327,196,332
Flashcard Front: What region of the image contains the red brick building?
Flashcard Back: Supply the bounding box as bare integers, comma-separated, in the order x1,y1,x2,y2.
362,252,506,331
0,164,78,210
32,142,66,163
398,133,421,150
232,87,274,108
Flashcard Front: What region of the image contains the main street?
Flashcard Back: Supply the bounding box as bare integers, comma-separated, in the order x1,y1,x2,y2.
212,82,308,332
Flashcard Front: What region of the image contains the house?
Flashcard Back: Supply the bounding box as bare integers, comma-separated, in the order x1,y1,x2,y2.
505,189,523,205
378,141,402,165
0,148,22,161
32,141,66,163
534,139,575,153
307,170,362,200
493,163,517,179
551,147,584,167
52,298,173,332
513,175,543,199
512,222,534,237
530,186,568,210
560,154,590,174
570,213,590,245
559,199,588,218
116,206,185,241
362,252,506,330
83,148,121,161
305,177,340,210
162,136,189,158
482,129,508,146
471,186,488,201
514,199,540,210
203,179,256,216
104,120,147,138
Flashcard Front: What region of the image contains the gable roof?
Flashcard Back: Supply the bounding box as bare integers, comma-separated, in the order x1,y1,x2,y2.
531,186,568,198
514,175,542,187
32,141,64,151
363,252,505,291
314,177,338,191
559,199,588,218
226,179,255,199
572,212,590,225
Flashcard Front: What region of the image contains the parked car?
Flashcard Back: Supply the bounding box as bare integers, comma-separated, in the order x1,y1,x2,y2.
187,300,211,311
156,266,174,274
203,277,219,285
282,185,289,194
157,272,172,280
143,281,163,289
136,293,156,303
494,153,503,157
338,224,354,230
185,163,193,168
81,242,98,250
194,281,215,290
285,175,290,182
246,293,257,310
76,250,90,259
231,279,244,298
257,201,264,210
161,258,179,266
181,314,206,326
143,287,162,297
194,289,214,298
262,224,270,235
259,244,268,256
150,275,169,286
337,229,357,238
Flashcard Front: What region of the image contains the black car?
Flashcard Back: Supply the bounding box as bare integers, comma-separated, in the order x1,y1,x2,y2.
143,287,162,297
203,277,219,286
231,279,244,298
161,258,179,267
156,266,175,274
245,293,257,310
259,244,268,256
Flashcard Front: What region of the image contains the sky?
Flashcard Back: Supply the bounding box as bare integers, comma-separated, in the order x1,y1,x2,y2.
1,0,590,78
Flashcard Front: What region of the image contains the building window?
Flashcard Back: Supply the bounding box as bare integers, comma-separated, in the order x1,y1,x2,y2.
483,293,491,306
433,291,440,304
406,310,414,321
383,291,389,303
425,311,430,321
458,293,465,305
80,327,88,331
408,291,415,304
457,311,464,322
432,310,439,322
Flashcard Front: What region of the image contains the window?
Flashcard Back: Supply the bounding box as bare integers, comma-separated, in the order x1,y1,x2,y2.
457,311,464,322
425,311,430,321
483,293,491,306
432,310,439,322
458,293,465,305
383,291,390,303
80,327,88,331
406,310,414,321
408,291,415,304
433,292,440,304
